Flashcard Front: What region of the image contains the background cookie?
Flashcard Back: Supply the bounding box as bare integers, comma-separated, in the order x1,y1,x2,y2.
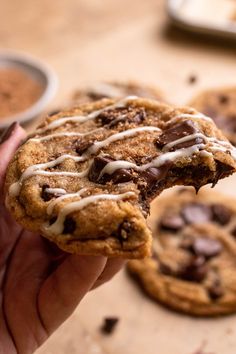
189,87,236,146
5,97,236,258
71,81,165,105
128,188,236,316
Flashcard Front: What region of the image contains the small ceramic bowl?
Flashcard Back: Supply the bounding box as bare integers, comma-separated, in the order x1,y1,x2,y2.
0,50,58,129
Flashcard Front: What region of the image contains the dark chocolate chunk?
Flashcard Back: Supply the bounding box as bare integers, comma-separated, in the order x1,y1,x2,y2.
191,238,222,259
88,155,134,184
231,227,236,238
101,317,119,335
179,256,208,282
88,155,115,183
117,220,133,242
49,216,57,225
156,120,204,151
63,217,76,234
141,164,172,188
75,139,93,155
41,184,52,202
208,279,224,300
159,213,185,232
211,161,234,188
211,203,232,225
181,203,213,224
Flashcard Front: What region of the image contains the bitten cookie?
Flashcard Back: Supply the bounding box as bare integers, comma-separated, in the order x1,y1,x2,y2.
71,81,165,105
190,87,236,146
128,188,236,316
5,96,236,258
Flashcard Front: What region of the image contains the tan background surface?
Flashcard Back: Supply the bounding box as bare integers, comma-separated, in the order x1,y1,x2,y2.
1,0,236,353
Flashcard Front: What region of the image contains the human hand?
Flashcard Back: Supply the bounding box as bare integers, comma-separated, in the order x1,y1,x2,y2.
0,123,125,354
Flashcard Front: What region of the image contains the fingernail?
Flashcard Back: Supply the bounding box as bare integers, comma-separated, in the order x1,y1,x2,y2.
0,122,18,144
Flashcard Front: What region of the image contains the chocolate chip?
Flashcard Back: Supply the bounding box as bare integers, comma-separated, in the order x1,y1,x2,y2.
117,220,133,242
75,139,93,155
41,184,52,202
49,216,57,225
191,238,222,259
179,256,208,282
100,317,119,335
208,279,224,300
218,95,229,105
63,217,76,234
132,108,146,124
211,204,232,225
159,213,185,232
112,168,133,183
88,155,115,183
156,120,203,151
181,203,213,224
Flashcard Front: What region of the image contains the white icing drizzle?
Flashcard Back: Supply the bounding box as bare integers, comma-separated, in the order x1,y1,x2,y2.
174,113,212,122
9,126,160,197
163,133,206,151
43,191,135,234
86,82,124,98
30,128,103,142
44,188,67,195
36,96,138,134
9,155,89,197
47,188,87,215
98,143,206,179
84,126,161,156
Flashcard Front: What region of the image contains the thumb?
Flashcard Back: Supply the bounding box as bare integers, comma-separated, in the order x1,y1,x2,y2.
0,122,26,191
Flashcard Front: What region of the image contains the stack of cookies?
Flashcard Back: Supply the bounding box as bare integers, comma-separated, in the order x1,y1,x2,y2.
4,81,236,316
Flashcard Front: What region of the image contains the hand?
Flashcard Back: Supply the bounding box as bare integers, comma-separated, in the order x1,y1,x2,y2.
0,123,125,354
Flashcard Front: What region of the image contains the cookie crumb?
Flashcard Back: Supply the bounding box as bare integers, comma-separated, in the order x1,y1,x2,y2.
100,317,119,335
188,74,198,85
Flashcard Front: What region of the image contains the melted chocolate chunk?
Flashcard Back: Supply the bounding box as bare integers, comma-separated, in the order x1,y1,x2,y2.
211,203,232,225
88,155,134,184
75,139,93,155
88,155,115,183
208,279,224,300
179,256,208,282
41,184,52,201
231,227,236,238
101,317,119,335
181,203,213,224
63,217,76,234
140,163,172,195
191,238,222,259
212,161,234,188
159,213,185,232
156,120,204,151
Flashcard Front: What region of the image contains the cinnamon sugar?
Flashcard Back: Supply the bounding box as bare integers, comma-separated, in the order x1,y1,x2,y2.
0,67,43,119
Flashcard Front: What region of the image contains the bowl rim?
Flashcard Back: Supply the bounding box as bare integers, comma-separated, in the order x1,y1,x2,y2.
0,49,58,129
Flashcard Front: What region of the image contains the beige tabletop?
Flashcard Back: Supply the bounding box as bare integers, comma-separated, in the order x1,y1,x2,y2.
2,1,236,353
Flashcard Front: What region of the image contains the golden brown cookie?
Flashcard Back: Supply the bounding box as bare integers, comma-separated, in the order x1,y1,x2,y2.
5,97,236,258
128,188,236,316
71,81,165,105
190,87,236,146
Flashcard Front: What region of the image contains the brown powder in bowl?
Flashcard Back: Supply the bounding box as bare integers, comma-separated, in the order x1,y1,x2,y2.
0,67,43,119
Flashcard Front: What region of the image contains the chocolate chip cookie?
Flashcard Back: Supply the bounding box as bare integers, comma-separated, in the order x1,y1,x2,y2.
190,87,236,146
5,97,236,258
71,81,165,105
128,188,236,315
